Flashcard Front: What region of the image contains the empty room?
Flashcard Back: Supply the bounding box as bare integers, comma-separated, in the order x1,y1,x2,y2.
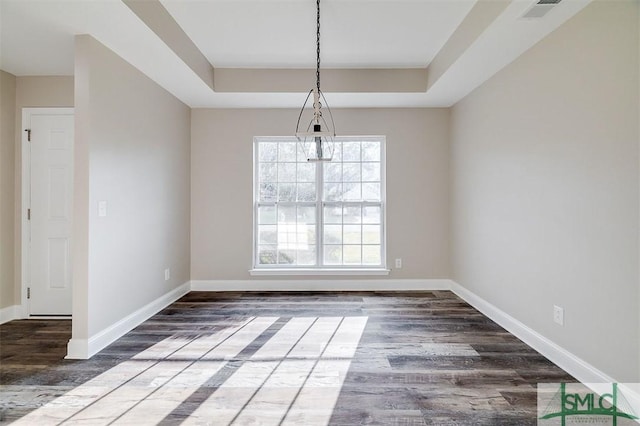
0,0,638,424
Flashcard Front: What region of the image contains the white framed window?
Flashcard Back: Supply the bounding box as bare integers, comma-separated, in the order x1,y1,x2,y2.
253,136,386,272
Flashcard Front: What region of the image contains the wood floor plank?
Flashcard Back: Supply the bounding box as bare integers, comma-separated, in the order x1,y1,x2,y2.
0,291,576,425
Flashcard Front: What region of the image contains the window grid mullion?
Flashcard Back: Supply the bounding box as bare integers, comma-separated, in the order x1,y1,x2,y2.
316,160,323,267
254,142,259,267
360,160,363,265
275,143,281,264
295,160,299,265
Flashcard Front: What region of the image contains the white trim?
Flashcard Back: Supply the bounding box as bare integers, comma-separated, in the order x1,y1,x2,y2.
26,315,70,320
65,338,89,360
249,268,390,276
190,279,450,292
449,280,640,408
20,109,30,316
65,282,190,359
253,136,387,270
0,305,20,324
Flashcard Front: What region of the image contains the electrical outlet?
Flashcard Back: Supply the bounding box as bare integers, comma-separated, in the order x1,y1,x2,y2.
164,268,170,281
553,305,564,326
395,258,402,269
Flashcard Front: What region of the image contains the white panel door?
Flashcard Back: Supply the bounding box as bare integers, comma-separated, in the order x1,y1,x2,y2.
29,112,74,315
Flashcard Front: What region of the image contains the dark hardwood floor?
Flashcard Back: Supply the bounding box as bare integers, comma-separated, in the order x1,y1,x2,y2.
0,291,575,425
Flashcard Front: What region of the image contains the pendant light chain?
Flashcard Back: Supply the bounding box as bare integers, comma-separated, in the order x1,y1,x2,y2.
316,0,321,93
295,0,336,162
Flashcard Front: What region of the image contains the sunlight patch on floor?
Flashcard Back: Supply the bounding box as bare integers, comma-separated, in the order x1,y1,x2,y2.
11,316,368,426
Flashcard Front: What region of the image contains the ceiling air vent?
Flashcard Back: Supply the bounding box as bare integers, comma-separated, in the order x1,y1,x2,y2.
522,0,562,19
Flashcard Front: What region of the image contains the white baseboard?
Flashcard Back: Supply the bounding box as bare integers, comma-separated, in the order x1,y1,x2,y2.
0,305,20,324
65,338,89,359
618,383,640,419
60,277,639,410
449,280,640,410
449,281,612,383
190,279,452,292
65,282,191,359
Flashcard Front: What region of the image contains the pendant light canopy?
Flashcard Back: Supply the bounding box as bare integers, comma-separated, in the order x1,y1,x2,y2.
295,0,336,162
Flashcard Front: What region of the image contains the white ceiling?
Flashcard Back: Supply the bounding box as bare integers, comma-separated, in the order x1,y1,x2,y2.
0,0,592,108
160,0,475,68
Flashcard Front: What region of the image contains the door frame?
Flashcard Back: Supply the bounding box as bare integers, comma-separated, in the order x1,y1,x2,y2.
21,107,75,317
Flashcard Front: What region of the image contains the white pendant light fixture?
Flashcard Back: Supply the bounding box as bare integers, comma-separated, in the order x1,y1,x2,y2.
295,0,336,162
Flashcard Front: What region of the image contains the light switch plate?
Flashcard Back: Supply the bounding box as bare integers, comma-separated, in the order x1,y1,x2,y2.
98,201,107,217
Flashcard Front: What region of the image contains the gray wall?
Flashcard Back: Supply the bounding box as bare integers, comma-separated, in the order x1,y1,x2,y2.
191,108,450,281
73,35,190,340
0,70,16,309
451,0,639,382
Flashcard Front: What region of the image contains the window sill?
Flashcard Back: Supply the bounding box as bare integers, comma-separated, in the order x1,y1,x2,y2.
249,268,390,276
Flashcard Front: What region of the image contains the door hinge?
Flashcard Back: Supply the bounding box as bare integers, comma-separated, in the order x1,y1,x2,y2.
27,208,31,220
25,129,31,142
27,287,31,299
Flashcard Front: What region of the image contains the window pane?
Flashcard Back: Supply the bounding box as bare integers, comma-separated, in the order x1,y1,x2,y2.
324,245,342,265
258,246,277,264
278,142,297,162
332,142,342,162
259,163,277,182
278,163,296,182
362,183,380,201
296,224,313,246
363,245,381,265
343,225,361,244
343,206,361,224
324,163,342,182
362,163,380,182
323,225,342,244
297,183,316,201
297,247,316,266
297,206,316,224
297,163,316,182
343,183,361,201
259,142,278,162
324,183,342,201
278,205,296,222
342,163,361,182
362,141,380,161
363,206,380,224
277,222,297,250
258,225,277,244
278,249,296,264
363,225,380,244
258,205,276,224
343,142,361,161
344,245,362,264
260,183,277,202
302,225,316,245
278,206,297,253
324,206,342,224
278,183,295,202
